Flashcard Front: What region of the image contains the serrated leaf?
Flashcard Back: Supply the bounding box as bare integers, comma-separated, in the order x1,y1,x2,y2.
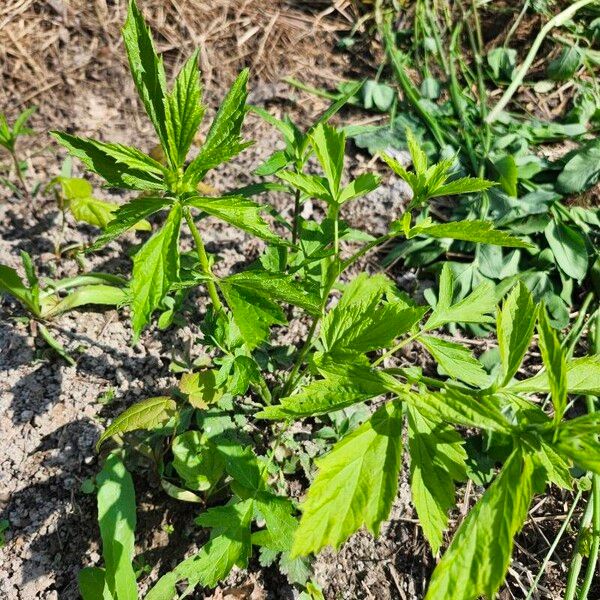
131,203,182,338
51,132,165,191
255,492,298,552
185,194,282,244
537,306,567,424
257,360,392,420
122,0,169,153
292,401,403,556
338,172,380,204
225,270,321,315
555,414,600,475
408,219,531,248
90,197,173,251
97,452,137,600
425,265,496,330
425,450,534,600
146,500,254,599
164,50,204,167
309,123,345,197
544,219,588,280
408,405,467,554
537,442,572,490
96,396,177,450
496,283,537,387
431,176,495,198
507,355,600,395
276,171,332,201
220,280,286,350
420,335,490,388
184,69,250,184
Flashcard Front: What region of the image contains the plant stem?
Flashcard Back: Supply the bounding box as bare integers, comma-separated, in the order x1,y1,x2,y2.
183,206,223,312
525,489,583,600
486,0,596,124
11,150,31,202
291,188,301,245
565,498,595,600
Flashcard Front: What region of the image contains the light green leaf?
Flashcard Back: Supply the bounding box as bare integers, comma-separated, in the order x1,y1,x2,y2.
220,281,286,350
537,306,567,424
184,69,250,184
131,203,182,338
425,450,535,600
41,284,127,319
255,493,298,552
90,197,173,251
96,396,177,450
97,452,137,600
185,195,282,244
338,173,381,204
292,401,403,556
407,405,467,554
225,270,321,315
408,219,531,248
555,413,600,475
496,282,537,387
164,50,204,167
0,264,38,314
493,154,518,197
429,176,495,198
309,123,345,197
172,431,225,492
51,132,165,191
544,219,588,280
420,335,490,388
537,442,572,490
122,0,169,153
406,127,428,174
506,355,600,395
557,139,600,194
146,500,254,599
425,265,496,330
276,171,332,201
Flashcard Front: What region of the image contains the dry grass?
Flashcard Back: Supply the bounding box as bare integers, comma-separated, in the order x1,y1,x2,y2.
0,0,358,135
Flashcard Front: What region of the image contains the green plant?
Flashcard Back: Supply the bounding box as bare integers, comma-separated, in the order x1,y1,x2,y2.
0,251,127,363
58,2,600,599
304,0,600,328
0,106,36,200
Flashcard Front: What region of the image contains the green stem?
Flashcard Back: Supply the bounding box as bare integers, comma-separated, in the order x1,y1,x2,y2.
373,332,422,367
525,489,583,600
486,0,596,124
11,149,30,202
183,207,223,312
291,188,301,246
565,498,595,600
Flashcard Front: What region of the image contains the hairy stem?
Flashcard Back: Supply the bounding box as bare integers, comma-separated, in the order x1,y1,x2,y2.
183,206,223,312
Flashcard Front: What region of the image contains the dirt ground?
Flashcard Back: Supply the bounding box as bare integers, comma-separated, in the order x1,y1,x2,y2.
0,1,591,599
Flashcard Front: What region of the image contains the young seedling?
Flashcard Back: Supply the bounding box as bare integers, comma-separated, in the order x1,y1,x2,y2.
0,251,127,363
0,107,36,201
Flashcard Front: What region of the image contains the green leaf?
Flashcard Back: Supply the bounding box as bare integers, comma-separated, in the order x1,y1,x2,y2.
97,452,137,600
507,355,600,395
184,69,250,184
255,493,298,552
406,127,428,174
146,500,254,599
90,197,173,251
547,46,581,81
537,306,567,424
420,335,490,388
172,431,225,491
292,401,403,556
131,203,182,338
185,195,282,244
122,0,169,153
309,123,345,197
407,405,467,554
338,173,380,204
493,154,518,197
430,176,495,198
0,264,38,314
257,360,393,419
255,150,290,176
496,283,537,387
555,413,600,475
96,396,177,450
537,442,572,490
408,219,531,248
38,323,76,365
51,132,165,191
225,270,321,315
78,567,110,600
425,450,535,600
557,139,600,194
41,284,127,319
544,219,588,280
276,171,332,201
219,281,286,350
425,265,496,330
164,50,204,167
